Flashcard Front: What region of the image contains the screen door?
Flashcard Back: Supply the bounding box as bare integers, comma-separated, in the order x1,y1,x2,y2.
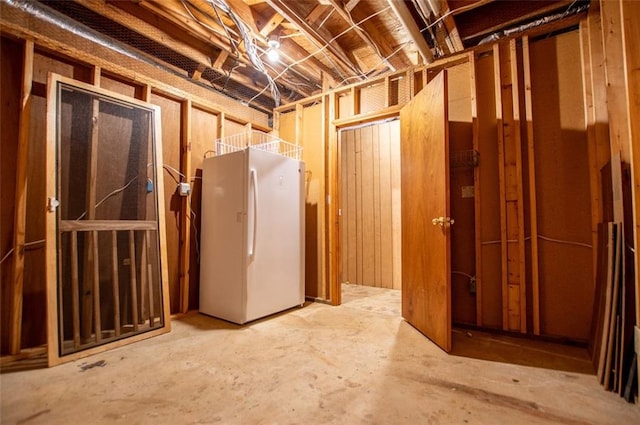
45,74,170,366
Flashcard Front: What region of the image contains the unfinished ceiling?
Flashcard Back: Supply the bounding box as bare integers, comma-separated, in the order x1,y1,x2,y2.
34,0,589,113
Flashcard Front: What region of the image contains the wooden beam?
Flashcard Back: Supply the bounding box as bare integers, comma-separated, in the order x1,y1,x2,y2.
327,93,340,305
386,0,435,64
212,50,229,71
259,12,284,38
441,0,465,52
179,100,192,314
469,51,483,326
119,0,309,100
8,39,33,355
508,38,526,334
450,0,495,16
326,0,398,71
492,44,509,331
522,35,540,335
94,0,214,67
345,0,361,12
266,0,363,76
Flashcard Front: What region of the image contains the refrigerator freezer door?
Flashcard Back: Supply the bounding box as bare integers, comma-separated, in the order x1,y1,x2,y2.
199,150,247,323
245,148,304,322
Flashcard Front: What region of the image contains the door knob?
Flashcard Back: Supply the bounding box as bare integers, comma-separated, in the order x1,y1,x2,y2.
431,216,454,227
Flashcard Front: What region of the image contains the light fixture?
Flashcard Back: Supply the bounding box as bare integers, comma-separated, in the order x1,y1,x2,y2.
267,35,280,63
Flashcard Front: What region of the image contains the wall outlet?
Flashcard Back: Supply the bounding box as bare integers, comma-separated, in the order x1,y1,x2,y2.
178,182,191,197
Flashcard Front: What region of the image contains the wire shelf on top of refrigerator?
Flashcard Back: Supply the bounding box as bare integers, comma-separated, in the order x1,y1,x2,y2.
207,131,303,161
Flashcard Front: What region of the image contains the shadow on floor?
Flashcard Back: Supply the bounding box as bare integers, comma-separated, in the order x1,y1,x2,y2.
343,283,595,375
451,327,595,375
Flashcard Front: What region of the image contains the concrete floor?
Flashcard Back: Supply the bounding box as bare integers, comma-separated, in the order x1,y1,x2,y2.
2,284,639,424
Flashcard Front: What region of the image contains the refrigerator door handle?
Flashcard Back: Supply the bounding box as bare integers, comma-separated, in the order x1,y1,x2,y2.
249,168,258,258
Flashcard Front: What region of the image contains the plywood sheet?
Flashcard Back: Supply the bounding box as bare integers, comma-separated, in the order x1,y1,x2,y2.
474,51,502,329
530,32,593,341
188,106,218,310
150,92,182,313
0,37,22,354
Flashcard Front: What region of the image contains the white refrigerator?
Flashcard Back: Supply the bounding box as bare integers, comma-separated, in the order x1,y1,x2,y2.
199,146,305,324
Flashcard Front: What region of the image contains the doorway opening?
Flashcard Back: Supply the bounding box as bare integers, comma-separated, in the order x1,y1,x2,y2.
338,119,401,316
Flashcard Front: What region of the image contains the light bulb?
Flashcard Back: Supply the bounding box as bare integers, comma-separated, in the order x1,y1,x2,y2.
267,48,279,62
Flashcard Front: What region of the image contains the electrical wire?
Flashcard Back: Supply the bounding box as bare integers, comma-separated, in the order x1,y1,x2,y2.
163,164,186,182
75,175,140,220
0,239,46,265
248,5,391,105
480,235,592,249
452,270,474,280
205,0,281,105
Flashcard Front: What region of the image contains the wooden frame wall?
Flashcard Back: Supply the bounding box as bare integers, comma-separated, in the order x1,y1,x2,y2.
0,12,269,360
274,9,639,346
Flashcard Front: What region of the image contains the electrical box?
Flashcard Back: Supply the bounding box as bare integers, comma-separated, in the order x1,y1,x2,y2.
178,182,191,197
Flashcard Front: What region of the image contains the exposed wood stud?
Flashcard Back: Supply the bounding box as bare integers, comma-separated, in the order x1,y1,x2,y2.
522,35,540,335
469,51,483,327
8,38,33,356
179,100,192,314
492,44,509,331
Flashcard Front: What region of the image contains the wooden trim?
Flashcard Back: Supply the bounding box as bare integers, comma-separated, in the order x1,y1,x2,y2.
334,105,403,129
111,230,121,338
59,220,158,232
469,51,483,327
328,93,341,305
9,38,33,355
492,44,509,331
45,72,60,367
522,36,540,335
179,100,192,314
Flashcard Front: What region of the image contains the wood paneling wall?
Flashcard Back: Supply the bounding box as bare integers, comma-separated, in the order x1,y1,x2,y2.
340,120,401,290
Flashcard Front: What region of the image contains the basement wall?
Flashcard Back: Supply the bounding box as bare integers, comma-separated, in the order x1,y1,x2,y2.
274,6,639,344
0,8,269,353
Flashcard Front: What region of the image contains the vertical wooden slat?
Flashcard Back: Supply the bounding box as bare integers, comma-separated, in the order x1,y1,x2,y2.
372,125,382,287
92,231,101,342
361,126,375,286
9,39,33,355
379,121,393,288
128,230,139,332
355,127,364,286
390,119,402,290
139,223,148,323
509,39,527,333
340,130,348,284
111,231,121,337
493,44,509,331
146,230,155,327
81,93,101,339
178,100,192,313
522,36,540,335
327,93,340,305
71,231,80,348
346,130,357,285
469,52,483,326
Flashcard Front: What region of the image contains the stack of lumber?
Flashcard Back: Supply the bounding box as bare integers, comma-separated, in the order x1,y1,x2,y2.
590,222,637,402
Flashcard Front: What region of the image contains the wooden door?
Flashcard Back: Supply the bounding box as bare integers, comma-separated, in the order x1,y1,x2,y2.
400,70,451,352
